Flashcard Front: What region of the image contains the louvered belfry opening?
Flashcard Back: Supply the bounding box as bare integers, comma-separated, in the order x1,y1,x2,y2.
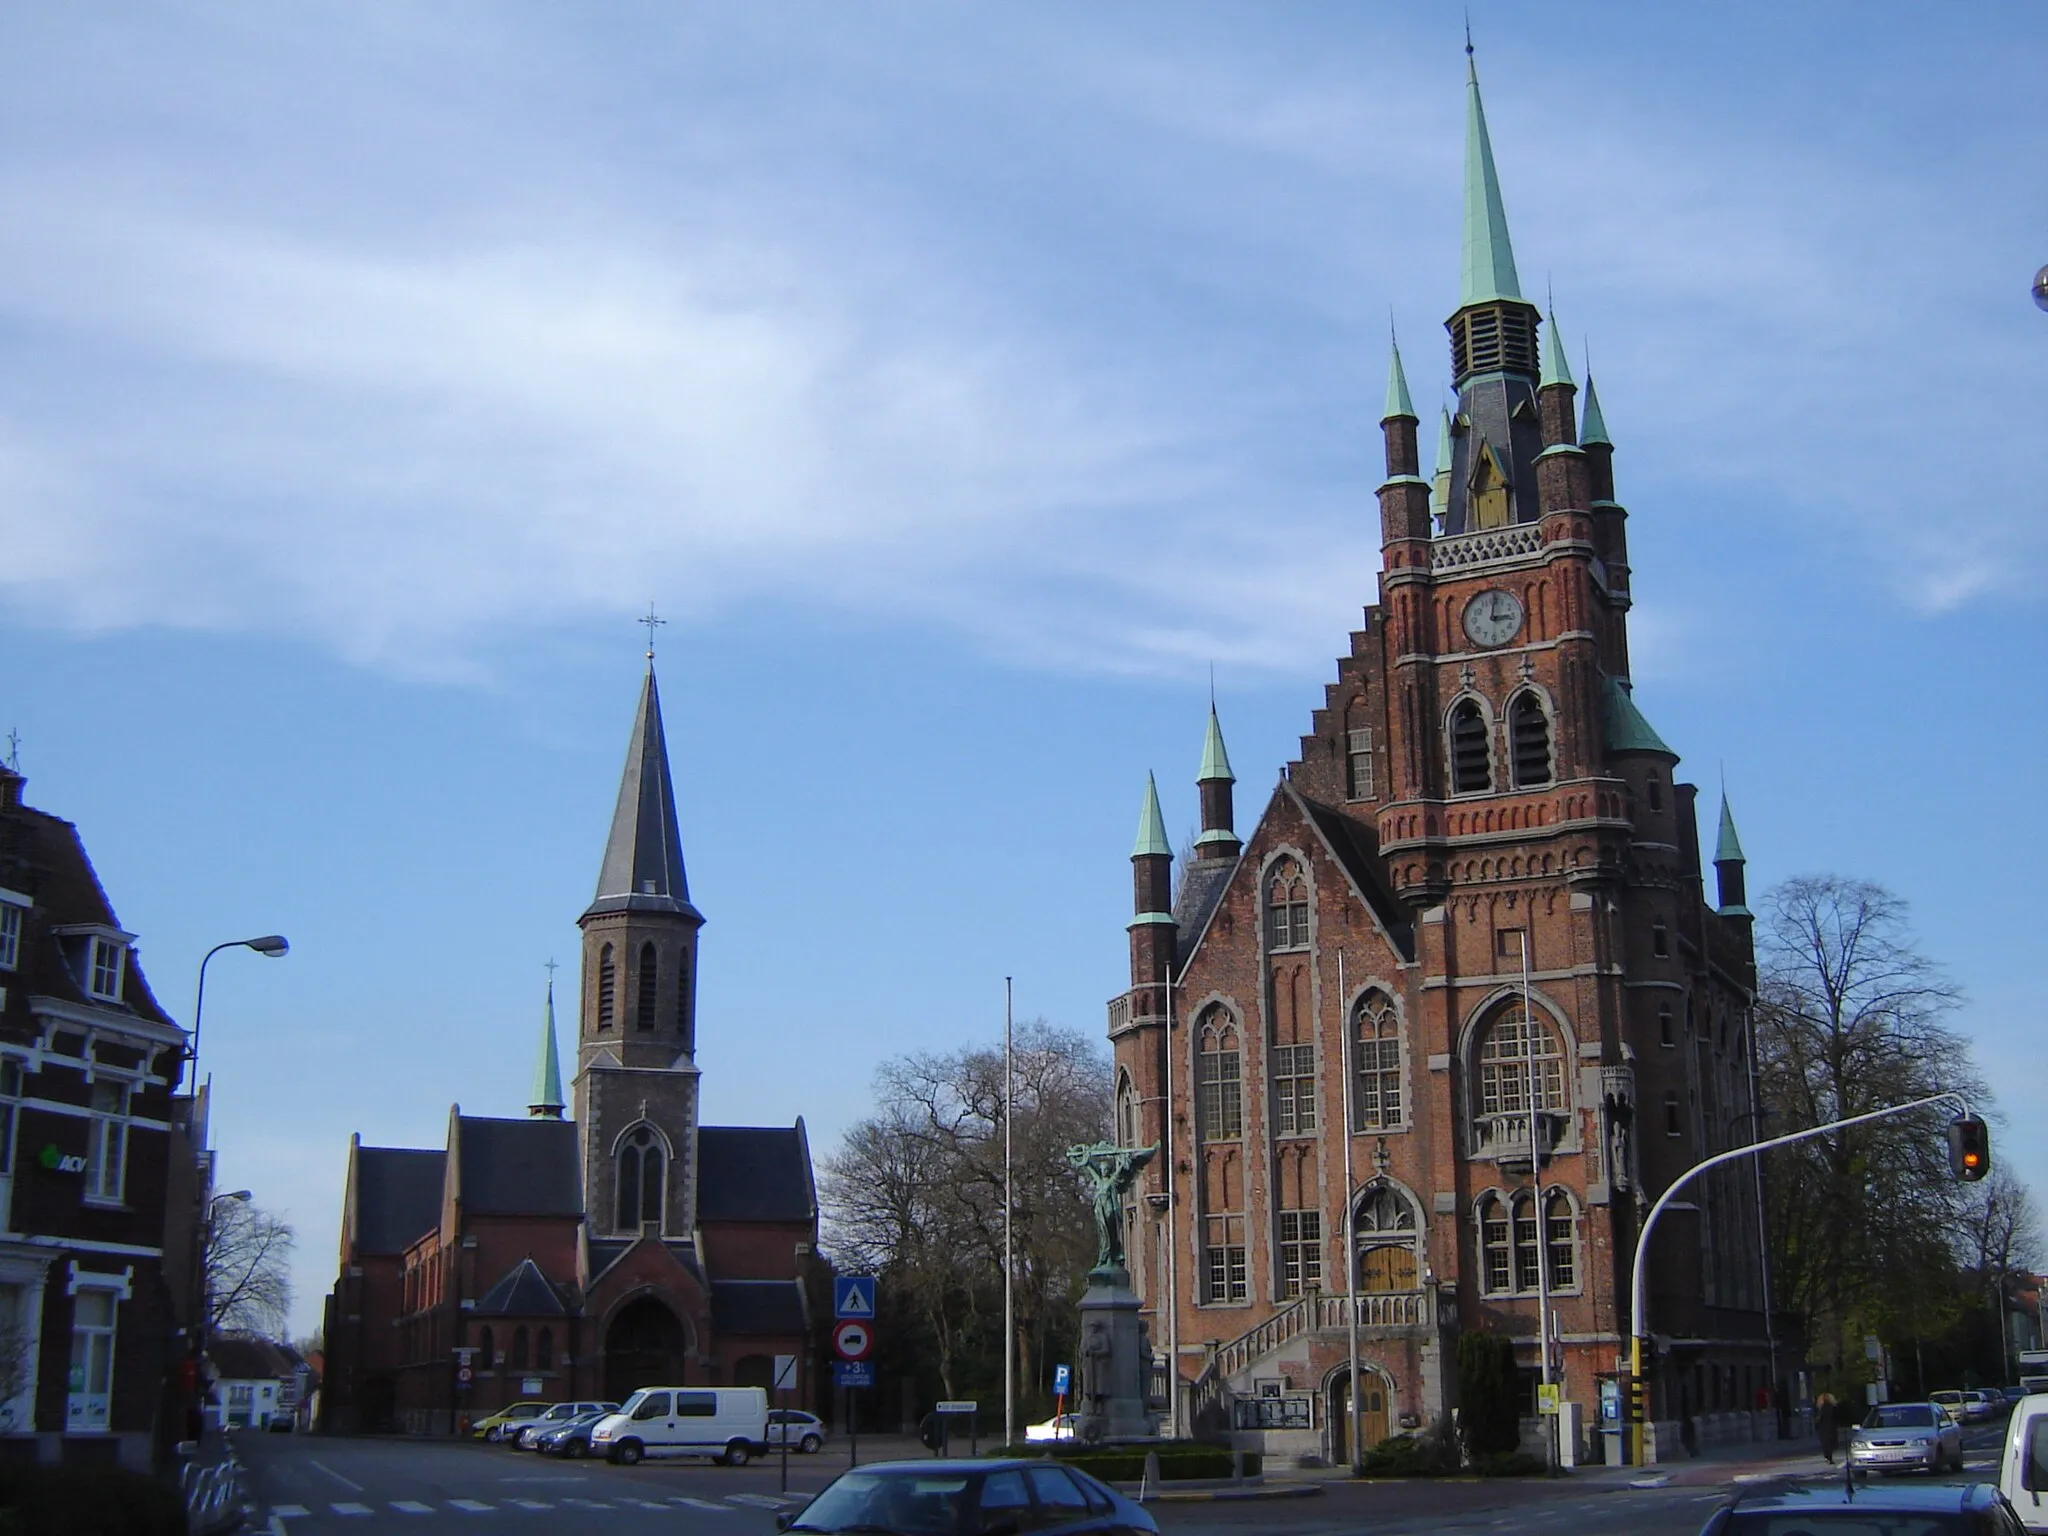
1450,700,1492,793
1510,693,1553,788
636,943,658,1030
1450,301,1538,382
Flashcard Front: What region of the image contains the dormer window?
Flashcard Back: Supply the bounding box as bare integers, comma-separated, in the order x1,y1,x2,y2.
88,938,125,1002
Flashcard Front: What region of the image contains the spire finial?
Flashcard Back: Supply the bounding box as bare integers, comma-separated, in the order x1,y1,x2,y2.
640,602,666,661
1580,371,1612,446
2,728,19,773
1459,42,1523,308
1198,703,1235,785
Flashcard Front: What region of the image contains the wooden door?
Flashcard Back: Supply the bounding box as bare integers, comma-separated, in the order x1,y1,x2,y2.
1357,1243,1418,1293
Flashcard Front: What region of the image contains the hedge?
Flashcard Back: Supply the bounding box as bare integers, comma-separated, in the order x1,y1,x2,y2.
986,1442,1261,1482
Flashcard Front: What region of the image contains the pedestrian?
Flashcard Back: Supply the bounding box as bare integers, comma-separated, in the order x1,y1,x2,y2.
1815,1392,1839,1465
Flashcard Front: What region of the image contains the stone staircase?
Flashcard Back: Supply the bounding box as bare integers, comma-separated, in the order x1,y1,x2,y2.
1188,1290,1430,1423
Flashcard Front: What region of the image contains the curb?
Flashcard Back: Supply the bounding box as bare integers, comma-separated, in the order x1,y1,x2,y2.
1137,1482,1325,1504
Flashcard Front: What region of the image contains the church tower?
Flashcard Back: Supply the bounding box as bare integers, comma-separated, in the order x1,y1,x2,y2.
576,659,706,1252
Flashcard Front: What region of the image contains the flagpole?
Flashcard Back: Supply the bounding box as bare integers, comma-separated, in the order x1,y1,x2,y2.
1340,951,1361,1472
1522,932,1556,1475
1004,976,1015,1452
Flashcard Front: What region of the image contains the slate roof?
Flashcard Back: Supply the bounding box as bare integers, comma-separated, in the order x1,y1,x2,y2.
456,1116,582,1217
209,1335,292,1382
352,1146,446,1254
1289,789,1418,963
585,665,702,922
1171,859,1235,961
474,1256,569,1317
709,1280,808,1336
696,1126,813,1223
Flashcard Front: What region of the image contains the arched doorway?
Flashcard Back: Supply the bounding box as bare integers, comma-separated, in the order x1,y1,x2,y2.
1327,1368,1389,1464
604,1296,688,1402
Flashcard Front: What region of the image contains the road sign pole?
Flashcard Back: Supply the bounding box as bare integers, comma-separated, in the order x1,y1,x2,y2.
850,1384,858,1468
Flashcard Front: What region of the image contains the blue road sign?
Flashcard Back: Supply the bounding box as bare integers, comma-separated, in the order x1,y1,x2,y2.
834,1275,877,1319
833,1361,875,1389
1052,1364,1071,1396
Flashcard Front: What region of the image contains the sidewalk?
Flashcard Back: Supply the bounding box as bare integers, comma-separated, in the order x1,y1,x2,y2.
1579,1434,1834,1489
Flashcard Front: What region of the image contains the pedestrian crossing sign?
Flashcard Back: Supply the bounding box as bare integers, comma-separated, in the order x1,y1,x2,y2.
834,1275,877,1319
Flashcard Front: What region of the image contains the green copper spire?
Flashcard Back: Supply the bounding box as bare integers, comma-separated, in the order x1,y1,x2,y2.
1197,705,1235,784
1132,772,1172,859
1580,373,1611,445
1540,309,1574,389
1383,334,1416,421
1715,794,1747,864
1459,54,1524,308
528,974,566,1119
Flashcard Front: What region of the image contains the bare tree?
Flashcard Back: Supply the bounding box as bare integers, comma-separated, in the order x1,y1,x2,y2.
206,1201,295,1337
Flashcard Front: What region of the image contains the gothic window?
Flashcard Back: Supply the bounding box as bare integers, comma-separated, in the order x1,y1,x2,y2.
1115,1074,1138,1148
1276,1209,1322,1299
1511,1191,1541,1290
1346,727,1375,801
1658,1003,1675,1047
479,1325,495,1368
1354,1184,1420,1293
1271,1044,1316,1136
1509,692,1552,789
1202,1215,1247,1303
637,943,658,1031
597,945,616,1030
537,1327,554,1371
1352,991,1403,1130
1263,860,1309,950
1475,1008,1567,1117
1195,1016,1242,1141
1449,700,1491,794
615,1125,666,1230
1653,920,1669,958
1479,1194,1511,1293
510,1326,529,1372
1545,1191,1578,1289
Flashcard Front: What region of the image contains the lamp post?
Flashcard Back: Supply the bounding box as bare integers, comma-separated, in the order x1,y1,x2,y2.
190,936,290,1120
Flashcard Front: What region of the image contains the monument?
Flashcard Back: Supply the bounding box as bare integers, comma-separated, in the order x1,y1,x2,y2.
1067,1141,1163,1443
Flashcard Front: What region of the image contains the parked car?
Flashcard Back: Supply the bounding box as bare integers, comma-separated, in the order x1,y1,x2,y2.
776,1458,1158,1536
591,1386,769,1466
766,1409,826,1454
1965,1390,2005,1423
2006,1387,2033,1408
514,1400,619,1449
1999,1391,2048,1531
265,1411,295,1433
473,1401,551,1442
1698,1475,2024,1535
1932,1390,1967,1421
1849,1401,1965,1475
532,1408,615,1459
1023,1413,1078,1443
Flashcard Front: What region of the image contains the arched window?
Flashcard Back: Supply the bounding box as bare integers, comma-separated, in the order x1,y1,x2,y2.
1194,1014,1242,1141
1478,1194,1511,1293
597,945,616,1030
1476,1007,1567,1117
1115,1074,1139,1147
536,1326,554,1372
1511,1191,1541,1290
1264,859,1309,950
510,1326,529,1372
1449,700,1491,793
479,1325,495,1369
1352,991,1402,1130
1354,1185,1419,1293
1545,1190,1577,1288
616,1125,666,1230
1509,692,1551,789
1653,920,1669,958
676,952,691,1041
637,943,658,1031
1658,1003,1674,1047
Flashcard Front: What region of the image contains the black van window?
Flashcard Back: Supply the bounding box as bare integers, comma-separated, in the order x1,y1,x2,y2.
677,1392,717,1417
632,1392,670,1420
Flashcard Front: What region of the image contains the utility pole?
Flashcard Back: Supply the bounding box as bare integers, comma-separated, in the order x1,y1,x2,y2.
1003,977,1014,1452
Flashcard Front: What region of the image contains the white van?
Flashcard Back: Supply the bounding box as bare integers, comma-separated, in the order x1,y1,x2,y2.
1999,1393,2048,1531
591,1386,769,1466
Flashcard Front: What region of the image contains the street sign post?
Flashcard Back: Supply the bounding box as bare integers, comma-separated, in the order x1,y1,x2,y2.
830,1285,877,1469
833,1361,875,1389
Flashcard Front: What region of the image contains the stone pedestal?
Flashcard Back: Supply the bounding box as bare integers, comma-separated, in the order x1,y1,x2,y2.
1075,1267,1161,1443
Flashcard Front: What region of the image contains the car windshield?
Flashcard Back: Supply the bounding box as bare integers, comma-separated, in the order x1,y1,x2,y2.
792,1471,973,1535
1863,1405,1936,1428
1727,1518,1970,1536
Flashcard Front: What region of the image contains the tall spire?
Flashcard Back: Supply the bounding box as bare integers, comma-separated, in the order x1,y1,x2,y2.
1580,373,1612,445
1132,773,1172,859
1713,792,1751,917
1383,333,1417,421
1460,51,1523,308
585,664,700,921
1540,309,1574,389
529,973,566,1119
1714,794,1747,865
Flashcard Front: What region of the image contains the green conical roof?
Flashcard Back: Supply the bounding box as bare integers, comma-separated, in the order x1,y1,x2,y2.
1460,55,1524,308
1540,309,1574,389
1602,676,1677,758
1198,705,1235,784
1131,772,1172,859
1433,406,1454,479
1383,335,1416,421
529,976,566,1117
1715,794,1747,864
1580,374,1611,445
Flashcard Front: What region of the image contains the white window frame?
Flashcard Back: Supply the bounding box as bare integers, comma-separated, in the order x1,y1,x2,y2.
85,1082,129,1204
0,898,22,972
87,937,125,1001
66,1284,121,1432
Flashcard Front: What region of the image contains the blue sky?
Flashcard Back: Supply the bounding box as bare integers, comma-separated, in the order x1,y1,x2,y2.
1,4,2041,1337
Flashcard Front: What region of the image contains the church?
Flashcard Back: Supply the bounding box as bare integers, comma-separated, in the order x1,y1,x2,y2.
322,659,820,1434
1109,56,1766,1464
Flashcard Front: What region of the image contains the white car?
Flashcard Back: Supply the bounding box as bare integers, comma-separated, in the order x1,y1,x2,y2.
1024,1413,1078,1443
765,1408,826,1453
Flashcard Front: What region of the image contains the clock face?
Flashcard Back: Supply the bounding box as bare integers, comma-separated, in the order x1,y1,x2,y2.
1463,588,1524,648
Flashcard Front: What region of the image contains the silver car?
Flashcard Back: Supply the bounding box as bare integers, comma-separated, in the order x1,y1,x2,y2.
1849,1401,1964,1474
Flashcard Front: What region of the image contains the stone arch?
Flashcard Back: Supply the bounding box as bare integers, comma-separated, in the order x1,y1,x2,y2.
1325,1359,1394,1463
603,1293,692,1402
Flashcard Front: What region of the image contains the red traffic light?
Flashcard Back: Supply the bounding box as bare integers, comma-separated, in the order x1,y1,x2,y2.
1947,1116,1991,1182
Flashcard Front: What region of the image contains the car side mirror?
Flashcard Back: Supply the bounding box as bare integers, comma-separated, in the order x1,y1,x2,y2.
774,1517,794,1532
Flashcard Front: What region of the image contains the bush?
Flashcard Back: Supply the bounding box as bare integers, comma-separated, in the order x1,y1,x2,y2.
987,1441,1259,1482
0,1464,187,1536
1456,1331,1521,1458
1356,1430,1460,1478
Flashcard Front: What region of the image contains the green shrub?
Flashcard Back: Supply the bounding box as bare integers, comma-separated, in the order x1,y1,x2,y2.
0,1464,187,1536
1469,1450,1548,1477
987,1441,1259,1482
1456,1331,1521,1457
1357,1432,1456,1478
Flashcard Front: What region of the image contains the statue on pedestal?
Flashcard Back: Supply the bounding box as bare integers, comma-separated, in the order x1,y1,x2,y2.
1066,1141,1157,1275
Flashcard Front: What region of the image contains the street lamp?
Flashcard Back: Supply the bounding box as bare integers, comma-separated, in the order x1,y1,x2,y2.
189,936,289,1116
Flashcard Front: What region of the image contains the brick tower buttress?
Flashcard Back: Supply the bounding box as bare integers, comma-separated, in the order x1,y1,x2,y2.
577,662,707,1245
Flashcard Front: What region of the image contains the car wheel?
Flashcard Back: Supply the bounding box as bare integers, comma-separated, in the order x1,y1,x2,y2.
800,1434,822,1454
614,1441,643,1466
484,1426,501,1442
723,1441,751,1468
567,1441,586,1459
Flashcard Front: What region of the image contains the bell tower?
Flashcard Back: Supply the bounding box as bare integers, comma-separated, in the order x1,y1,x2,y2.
576,657,706,1247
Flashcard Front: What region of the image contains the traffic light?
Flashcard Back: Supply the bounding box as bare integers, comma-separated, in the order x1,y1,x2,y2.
1947,1116,1991,1181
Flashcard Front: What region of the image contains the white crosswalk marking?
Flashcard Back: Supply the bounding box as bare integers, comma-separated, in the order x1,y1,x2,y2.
619,1498,672,1510
508,1498,552,1510
729,1493,792,1509
671,1496,732,1511
331,1504,374,1517
448,1499,493,1512
391,1501,435,1514
560,1498,613,1509
270,1507,309,1519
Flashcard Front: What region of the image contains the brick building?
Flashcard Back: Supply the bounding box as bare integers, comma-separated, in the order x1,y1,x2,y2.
322,661,819,1434
0,761,191,1471
1108,56,1766,1464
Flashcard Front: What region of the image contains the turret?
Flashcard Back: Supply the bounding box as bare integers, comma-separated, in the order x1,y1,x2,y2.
1534,307,1589,518
1194,707,1240,862
1713,794,1750,917
1378,336,1432,547
528,974,566,1119
1128,774,1177,1008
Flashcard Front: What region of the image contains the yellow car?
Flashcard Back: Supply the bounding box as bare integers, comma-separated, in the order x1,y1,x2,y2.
473,1402,552,1441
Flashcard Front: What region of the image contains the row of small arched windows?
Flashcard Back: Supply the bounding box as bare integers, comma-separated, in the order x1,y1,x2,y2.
595,942,692,1037
1449,692,1552,795
475,1324,555,1373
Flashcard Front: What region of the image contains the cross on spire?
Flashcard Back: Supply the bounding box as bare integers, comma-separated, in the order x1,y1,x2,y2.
640,603,666,660
544,957,559,980
2,728,19,772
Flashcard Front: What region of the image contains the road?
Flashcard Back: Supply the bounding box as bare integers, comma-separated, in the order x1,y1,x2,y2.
234,1419,2012,1535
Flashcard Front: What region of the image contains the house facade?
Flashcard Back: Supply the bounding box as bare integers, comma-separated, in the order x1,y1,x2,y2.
1108,57,1766,1464
322,661,820,1434
0,761,189,1471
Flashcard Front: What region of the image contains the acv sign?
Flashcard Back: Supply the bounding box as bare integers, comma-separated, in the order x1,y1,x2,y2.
37,1145,87,1175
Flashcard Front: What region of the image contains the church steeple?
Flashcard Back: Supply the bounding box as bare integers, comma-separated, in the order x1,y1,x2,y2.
585,662,701,924
529,973,566,1119
1459,51,1523,309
